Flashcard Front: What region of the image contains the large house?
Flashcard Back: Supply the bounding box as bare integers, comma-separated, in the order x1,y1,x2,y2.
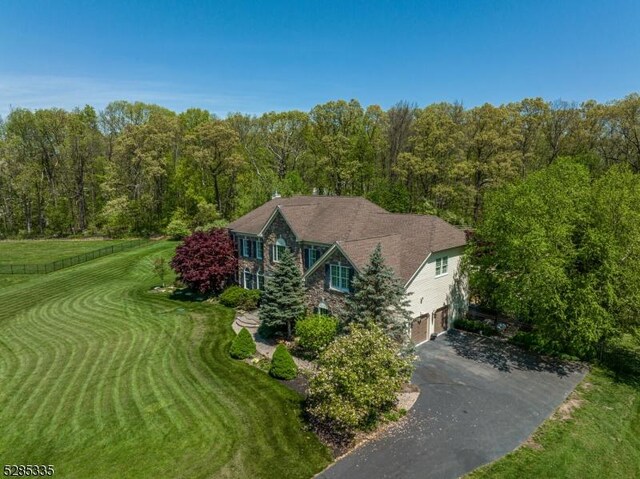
227,195,467,344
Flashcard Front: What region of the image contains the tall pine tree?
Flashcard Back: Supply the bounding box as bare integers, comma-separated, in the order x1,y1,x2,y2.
259,249,306,339
345,244,412,341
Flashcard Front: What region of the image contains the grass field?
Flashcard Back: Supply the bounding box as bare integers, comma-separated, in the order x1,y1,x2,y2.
468,367,640,478
0,274,33,288
0,239,130,264
0,241,331,478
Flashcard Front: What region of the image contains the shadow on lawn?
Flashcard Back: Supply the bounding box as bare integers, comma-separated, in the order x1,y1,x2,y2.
444,329,586,376
169,288,208,302
600,343,640,388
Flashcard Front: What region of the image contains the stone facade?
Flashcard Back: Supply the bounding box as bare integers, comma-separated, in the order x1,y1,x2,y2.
262,210,302,274
231,210,355,317
304,248,353,317
234,234,264,288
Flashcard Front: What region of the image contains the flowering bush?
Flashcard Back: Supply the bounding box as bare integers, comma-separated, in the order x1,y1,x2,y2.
306,324,413,439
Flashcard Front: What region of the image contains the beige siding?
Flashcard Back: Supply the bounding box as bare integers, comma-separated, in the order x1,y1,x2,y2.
405,246,467,339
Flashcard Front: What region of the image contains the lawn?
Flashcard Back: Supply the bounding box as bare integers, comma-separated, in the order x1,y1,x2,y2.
467,367,640,478
0,241,331,478
0,274,33,289
0,239,131,264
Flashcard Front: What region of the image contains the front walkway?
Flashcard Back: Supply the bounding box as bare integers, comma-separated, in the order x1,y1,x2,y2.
320,330,587,479
232,311,314,370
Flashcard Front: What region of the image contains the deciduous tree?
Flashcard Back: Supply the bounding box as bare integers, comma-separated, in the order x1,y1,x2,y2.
170,229,237,294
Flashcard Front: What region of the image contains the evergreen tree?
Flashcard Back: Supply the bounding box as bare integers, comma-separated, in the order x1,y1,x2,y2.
345,243,412,341
259,249,306,339
229,327,257,359
269,344,298,380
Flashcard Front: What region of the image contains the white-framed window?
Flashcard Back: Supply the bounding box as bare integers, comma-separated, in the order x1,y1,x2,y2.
304,246,323,269
243,267,254,289
435,256,449,277
329,263,351,292
256,240,263,260
256,269,264,290
273,237,287,262
316,300,331,316
241,238,251,258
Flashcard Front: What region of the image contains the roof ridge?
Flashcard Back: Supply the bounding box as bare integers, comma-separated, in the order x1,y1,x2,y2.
371,211,439,219
337,233,401,244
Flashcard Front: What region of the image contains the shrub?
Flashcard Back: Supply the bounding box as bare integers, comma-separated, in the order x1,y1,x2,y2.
170,229,237,294
453,318,498,336
306,324,414,440
230,328,256,359
510,331,555,355
296,314,340,357
269,345,298,380
166,217,191,240
219,286,261,310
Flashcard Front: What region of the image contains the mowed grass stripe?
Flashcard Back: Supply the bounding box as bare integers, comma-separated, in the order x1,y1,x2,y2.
0,241,330,478
25,290,104,429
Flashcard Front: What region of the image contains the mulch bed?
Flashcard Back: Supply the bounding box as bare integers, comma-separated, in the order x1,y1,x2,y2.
278,375,309,396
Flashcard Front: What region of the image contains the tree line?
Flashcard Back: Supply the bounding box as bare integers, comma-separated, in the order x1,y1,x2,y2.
1,94,639,238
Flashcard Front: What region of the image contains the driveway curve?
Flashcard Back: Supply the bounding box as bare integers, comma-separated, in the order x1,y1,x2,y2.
320,330,586,479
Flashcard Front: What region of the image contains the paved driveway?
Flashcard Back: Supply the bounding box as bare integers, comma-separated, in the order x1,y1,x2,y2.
320,331,586,479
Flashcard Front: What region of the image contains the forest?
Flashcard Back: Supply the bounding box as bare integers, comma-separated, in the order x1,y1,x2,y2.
0,94,639,238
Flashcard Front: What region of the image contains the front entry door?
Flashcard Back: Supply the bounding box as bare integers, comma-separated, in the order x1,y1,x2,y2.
433,306,449,335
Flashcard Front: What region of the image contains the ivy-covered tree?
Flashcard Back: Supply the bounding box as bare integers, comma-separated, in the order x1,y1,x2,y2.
259,249,306,339
170,228,237,294
345,244,412,341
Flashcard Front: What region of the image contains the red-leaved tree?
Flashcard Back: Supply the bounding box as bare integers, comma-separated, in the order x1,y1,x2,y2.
170,229,238,294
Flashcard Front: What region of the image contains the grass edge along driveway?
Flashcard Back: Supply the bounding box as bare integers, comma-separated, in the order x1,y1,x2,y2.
0,241,331,478
467,367,640,479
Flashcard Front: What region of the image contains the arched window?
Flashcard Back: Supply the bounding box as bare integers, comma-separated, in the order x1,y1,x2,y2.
256,269,264,291
316,300,330,316
273,237,287,262
243,267,253,289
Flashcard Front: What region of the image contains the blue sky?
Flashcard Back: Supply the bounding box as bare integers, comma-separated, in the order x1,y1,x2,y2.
1,0,639,117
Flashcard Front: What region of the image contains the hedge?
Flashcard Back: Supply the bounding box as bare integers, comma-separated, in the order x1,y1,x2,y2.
219,285,261,310
453,318,498,336
295,314,340,358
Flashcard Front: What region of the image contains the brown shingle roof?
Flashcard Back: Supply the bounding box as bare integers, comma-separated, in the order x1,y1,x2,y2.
227,195,466,283
227,196,387,239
